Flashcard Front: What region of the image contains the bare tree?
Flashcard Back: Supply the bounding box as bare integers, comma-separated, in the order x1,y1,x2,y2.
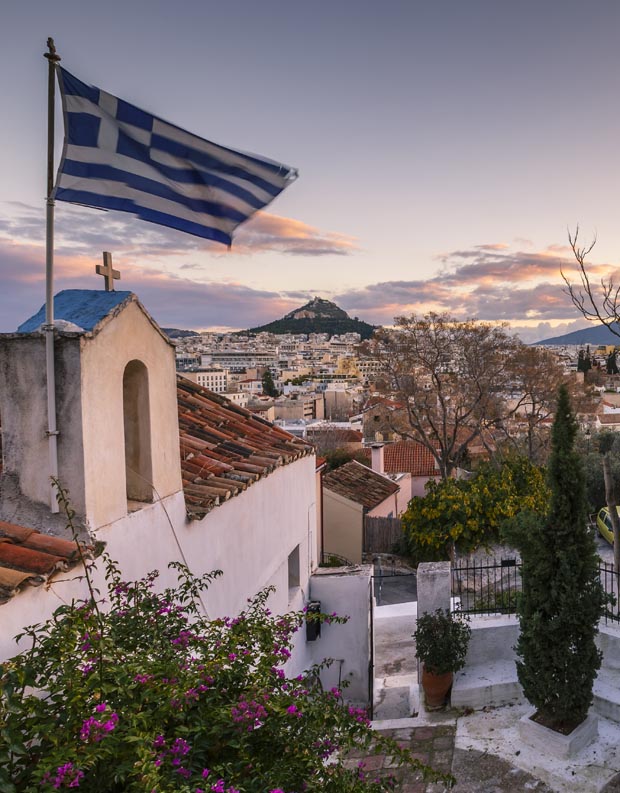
563,228,620,560
369,313,528,479
562,226,620,340
501,344,593,464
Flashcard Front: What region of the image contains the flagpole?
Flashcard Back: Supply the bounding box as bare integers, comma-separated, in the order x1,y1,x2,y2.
44,38,61,513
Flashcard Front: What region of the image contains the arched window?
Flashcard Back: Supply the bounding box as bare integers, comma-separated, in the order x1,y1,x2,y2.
123,360,153,504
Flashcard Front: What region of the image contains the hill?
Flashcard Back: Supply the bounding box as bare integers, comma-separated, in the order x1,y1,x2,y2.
163,327,199,339
244,297,377,339
535,323,620,346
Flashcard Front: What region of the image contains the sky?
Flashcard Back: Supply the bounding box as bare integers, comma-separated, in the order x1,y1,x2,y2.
2,0,620,342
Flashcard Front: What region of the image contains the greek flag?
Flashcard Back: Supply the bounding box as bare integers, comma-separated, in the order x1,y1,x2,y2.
54,68,298,246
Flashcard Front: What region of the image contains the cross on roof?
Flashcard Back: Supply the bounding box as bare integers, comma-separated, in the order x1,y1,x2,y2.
96,251,120,291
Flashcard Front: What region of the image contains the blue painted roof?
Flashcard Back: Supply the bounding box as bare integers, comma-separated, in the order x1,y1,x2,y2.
18,290,134,333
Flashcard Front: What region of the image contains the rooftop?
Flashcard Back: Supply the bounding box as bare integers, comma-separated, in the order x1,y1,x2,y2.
15,290,170,344
0,519,91,605
360,440,438,477
178,376,313,519
323,460,399,510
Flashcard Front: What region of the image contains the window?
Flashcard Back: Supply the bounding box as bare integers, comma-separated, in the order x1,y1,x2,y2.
288,545,300,595
123,360,153,505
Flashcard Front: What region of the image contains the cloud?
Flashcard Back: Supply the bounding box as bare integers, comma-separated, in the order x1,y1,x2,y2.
335,243,620,328
0,237,302,332
2,227,617,337
0,202,358,259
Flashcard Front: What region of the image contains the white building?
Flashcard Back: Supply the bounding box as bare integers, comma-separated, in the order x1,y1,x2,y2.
0,289,371,704
181,367,228,393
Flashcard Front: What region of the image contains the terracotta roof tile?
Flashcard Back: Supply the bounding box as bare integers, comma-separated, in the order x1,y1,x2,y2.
0,523,91,605
178,376,313,519
323,460,399,510
358,441,438,477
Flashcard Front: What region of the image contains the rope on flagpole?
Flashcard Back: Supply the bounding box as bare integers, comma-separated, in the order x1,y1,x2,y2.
44,38,61,513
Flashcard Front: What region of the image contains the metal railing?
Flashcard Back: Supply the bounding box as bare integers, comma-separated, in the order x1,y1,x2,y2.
452,557,620,624
598,561,620,624
452,557,521,616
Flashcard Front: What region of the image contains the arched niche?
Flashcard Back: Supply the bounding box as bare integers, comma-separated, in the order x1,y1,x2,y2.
122,359,153,504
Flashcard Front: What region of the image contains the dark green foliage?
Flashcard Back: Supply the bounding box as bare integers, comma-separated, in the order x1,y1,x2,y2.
607,352,619,375
413,610,471,675
576,431,620,513
577,349,592,373
511,386,605,730
247,316,377,339
245,296,376,338
261,369,279,397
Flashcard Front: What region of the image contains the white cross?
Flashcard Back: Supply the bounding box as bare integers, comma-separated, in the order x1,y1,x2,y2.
96,251,120,291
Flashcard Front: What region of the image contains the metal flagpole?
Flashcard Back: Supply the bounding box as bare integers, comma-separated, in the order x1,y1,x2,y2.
44,38,61,513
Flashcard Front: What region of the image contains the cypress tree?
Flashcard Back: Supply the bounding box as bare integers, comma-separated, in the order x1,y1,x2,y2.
515,385,605,730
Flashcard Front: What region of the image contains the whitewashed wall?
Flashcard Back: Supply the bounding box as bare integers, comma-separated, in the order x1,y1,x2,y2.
1,457,318,671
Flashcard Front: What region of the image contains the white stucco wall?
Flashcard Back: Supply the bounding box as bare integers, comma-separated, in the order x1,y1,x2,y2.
0,303,182,530
0,335,86,516
0,458,318,670
80,301,182,529
323,489,363,563
307,566,373,706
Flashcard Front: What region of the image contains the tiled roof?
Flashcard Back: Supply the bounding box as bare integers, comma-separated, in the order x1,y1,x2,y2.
178,376,313,519
323,460,398,510
381,441,437,476
0,520,91,605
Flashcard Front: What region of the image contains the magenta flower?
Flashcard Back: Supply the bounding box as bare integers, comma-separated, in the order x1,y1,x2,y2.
45,762,84,789
80,705,119,743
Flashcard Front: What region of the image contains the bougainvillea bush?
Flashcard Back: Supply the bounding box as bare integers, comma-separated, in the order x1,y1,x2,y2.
0,551,447,792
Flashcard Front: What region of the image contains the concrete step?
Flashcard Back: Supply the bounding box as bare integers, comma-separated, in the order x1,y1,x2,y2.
452,660,524,709
593,667,620,722
373,674,418,719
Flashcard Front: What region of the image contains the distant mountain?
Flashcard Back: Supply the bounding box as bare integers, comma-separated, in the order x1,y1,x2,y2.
244,297,377,339
535,323,620,347
163,327,199,339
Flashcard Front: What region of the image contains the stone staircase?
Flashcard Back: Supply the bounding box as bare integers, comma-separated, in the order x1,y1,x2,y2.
451,617,620,722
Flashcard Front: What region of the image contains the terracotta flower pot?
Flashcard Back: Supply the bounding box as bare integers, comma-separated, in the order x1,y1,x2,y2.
421,666,453,709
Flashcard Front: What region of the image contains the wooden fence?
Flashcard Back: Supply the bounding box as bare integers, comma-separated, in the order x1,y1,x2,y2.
363,516,403,554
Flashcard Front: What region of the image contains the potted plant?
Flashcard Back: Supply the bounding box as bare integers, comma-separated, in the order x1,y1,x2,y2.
413,608,471,708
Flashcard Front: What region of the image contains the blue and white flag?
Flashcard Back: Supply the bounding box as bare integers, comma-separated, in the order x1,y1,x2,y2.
54,68,298,246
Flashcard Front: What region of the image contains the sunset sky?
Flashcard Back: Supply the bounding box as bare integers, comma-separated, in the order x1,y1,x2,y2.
2,0,620,342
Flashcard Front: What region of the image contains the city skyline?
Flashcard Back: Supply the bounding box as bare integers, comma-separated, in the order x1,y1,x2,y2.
2,1,620,342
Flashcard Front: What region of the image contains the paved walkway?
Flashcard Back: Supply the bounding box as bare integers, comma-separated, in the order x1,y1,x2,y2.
369,601,620,792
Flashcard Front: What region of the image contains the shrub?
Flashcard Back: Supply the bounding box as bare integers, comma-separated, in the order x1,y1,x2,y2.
413,610,471,676
509,386,607,731
0,543,450,791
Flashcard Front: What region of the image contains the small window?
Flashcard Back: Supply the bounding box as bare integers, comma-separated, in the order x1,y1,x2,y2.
288,545,300,594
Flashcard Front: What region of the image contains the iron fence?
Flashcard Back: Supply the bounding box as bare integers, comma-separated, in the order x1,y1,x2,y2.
452,557,521,616
598,561,620,624
451,557,620,624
